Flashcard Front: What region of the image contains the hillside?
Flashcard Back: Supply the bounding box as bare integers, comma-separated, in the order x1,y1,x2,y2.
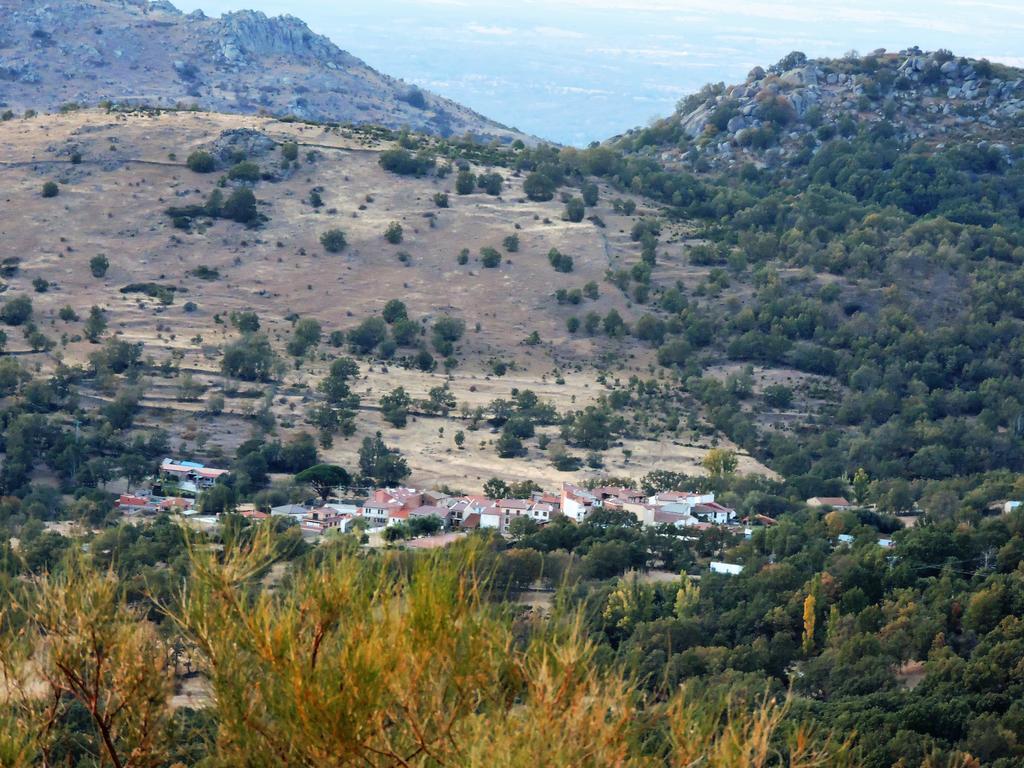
615,48,1024,172
0,107,774,493
4,43,1024,768
524,48,1024,497
0,0,527,143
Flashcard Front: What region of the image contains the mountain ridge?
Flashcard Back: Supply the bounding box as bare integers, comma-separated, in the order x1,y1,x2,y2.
614,48,1024,171
0,0,529,143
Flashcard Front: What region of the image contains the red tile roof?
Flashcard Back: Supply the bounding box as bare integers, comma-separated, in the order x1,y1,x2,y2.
117,495,149,507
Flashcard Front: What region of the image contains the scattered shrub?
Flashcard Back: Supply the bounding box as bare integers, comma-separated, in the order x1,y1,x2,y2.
186,150,216,173
481,247,502,268
384,222,404,244
320,229,348,253
89,254,110,278
548,248,574,273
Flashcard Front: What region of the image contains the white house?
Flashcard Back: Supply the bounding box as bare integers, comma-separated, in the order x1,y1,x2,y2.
159,458,229,496
692,502,736,525
479,504,503,531
561,484,599,522
649,491,715,509
710,561,744,576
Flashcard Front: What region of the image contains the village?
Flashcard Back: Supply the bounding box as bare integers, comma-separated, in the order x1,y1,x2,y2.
107,457,910,576
116,457,747,534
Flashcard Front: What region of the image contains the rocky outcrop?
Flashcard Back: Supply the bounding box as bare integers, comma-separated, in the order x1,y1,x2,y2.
207,127,277,165
216,11,354,66
659,48,1024,171
0,0,529,144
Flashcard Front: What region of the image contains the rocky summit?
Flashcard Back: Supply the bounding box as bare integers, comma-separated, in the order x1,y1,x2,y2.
632,48,1024,171
0,0,527,142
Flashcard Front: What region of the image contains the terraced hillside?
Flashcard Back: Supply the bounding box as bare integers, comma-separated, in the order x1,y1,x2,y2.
0,108,774,492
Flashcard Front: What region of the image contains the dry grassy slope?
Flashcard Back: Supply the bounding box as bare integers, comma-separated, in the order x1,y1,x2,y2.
0,109,775,491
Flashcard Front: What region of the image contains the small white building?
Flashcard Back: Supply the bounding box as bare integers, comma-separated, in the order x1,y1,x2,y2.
561,484,599,522
710,561,744,576
271,504,309,522
479,504,503,531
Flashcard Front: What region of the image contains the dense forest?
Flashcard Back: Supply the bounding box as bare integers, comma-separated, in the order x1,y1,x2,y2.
476,54,1024,504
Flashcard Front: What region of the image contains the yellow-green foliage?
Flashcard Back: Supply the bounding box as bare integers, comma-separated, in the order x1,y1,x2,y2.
0,551,172,768
1,526,857,767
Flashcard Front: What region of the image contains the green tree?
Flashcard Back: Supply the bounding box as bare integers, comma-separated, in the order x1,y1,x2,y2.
496,430,524,459
0,357,28,396
423,385,456,416
231,310,260,333
480,247,502,268
84,305,107,343
852,468,870,504
524,172,555,201
223,187,258,224
187,150,216,172
763,384,794,409
0,296,33,326
89,254,110,278
320,229,347,253
455,170,476,195
358,434,411,486
508,516,539,538
348,317,388,354
380,387,412,428
602,309,625,336
280,141,299,162
479,172,503,196
382,299,408,324
384,222,404,244
701,448,738,477
548,249,574,273
295,464,351,502
287,318,322,357
320,356,360,406
227,161,261,182
483,477,509,498
221,334,278,381
41,181,59,198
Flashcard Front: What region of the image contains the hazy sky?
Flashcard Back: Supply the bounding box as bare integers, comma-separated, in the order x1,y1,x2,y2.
191,0,1024,145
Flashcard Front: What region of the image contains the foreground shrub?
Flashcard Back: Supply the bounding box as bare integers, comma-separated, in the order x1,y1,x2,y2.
0,531,855,767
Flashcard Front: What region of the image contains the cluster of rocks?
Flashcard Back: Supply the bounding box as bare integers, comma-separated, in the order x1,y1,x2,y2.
214,10,359,69
671,49,1024,170
202,127,280,173
0,0,529,144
